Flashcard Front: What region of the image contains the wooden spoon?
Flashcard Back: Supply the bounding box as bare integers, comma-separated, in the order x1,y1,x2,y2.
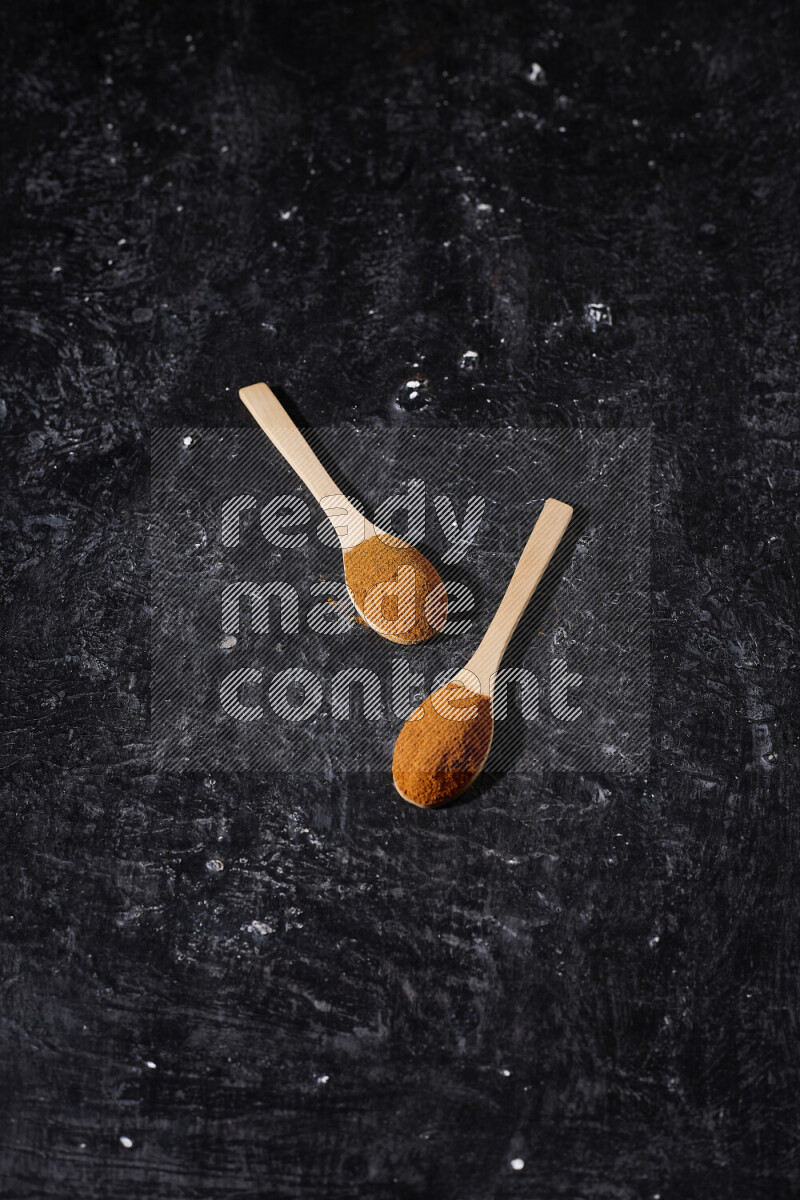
239,382,447,644
392,497,573,806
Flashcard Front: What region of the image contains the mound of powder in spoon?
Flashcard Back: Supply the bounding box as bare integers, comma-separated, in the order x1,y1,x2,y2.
343,535,447,644
392,682,493,807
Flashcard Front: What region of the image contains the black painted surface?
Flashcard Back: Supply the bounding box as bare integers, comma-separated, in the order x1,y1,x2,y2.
1,1,798,1197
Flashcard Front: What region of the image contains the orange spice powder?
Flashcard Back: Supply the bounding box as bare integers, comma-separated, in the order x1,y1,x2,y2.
343,536,447,644
392,682,493,807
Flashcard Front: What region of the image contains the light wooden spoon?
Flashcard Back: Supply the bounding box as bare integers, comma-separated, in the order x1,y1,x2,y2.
392,497,573,806
239,382,447,644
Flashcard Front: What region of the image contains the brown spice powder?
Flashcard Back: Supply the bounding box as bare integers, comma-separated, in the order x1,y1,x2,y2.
392,682,493,807
343,535,447,644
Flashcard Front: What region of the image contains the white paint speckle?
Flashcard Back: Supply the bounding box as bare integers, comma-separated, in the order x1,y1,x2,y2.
316,1074,330,1084
247,920,273,936
584,302,612,331
500,1068,511,1076
145,1060,157,1069
220,634,237,650
182,435,193,446
526,62,546,85
120,1136,134,1149
511,1157,525,1170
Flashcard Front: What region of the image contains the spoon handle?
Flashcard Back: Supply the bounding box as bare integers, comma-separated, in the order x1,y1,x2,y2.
465,498,573,692
239,381,356,520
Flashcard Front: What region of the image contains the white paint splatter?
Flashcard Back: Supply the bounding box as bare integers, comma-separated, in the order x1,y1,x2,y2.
246,920,273,936
584,303,612,332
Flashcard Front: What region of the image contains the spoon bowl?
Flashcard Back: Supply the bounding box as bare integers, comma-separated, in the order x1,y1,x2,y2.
392,676,495,807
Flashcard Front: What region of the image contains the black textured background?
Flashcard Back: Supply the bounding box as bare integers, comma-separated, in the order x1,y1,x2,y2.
1,1,799,1197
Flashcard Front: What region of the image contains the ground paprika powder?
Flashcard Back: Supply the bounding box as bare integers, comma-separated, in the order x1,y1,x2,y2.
343,535,447,644
392,681,494,807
